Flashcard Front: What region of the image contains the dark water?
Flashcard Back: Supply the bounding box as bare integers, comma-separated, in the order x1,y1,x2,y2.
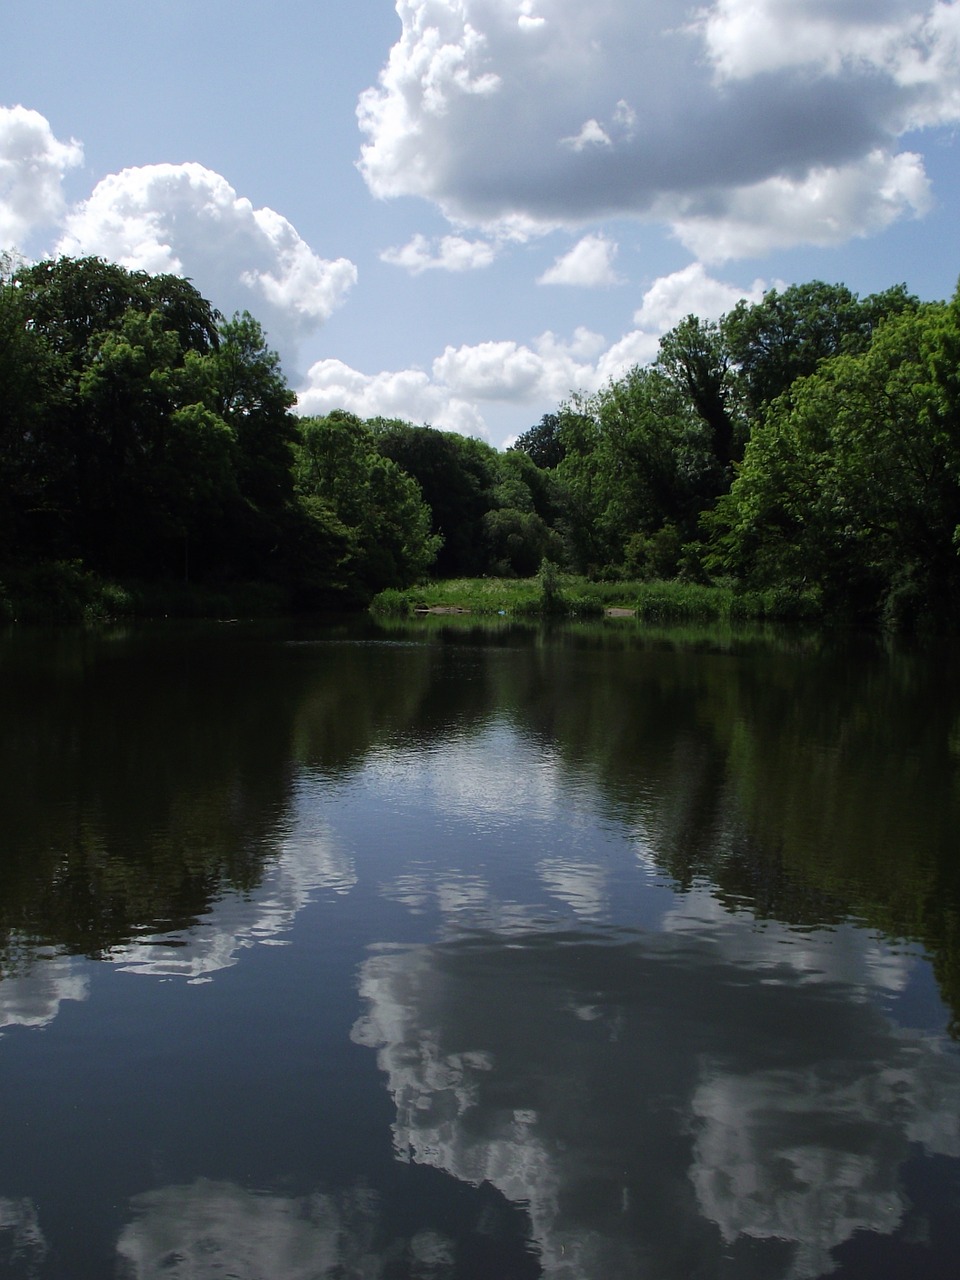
1,616,959,1280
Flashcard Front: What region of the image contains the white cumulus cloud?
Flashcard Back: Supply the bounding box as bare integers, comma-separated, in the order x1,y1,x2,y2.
668,148,932,262
357,0,959,255
56,162,357,364
631,261,770,333
693,0,960,101
380,231,497,274
0,105,82,250
296,358,489,436
538,233,622,286
297,264,768,443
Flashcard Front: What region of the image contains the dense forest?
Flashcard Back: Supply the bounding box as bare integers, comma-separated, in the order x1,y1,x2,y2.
3,254,960,629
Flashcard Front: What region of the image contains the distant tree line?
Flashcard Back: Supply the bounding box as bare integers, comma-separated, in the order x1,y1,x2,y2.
4,255,960,628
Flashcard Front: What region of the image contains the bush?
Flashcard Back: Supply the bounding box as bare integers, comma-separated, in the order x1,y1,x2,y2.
369,588,414,617
537,558,566,614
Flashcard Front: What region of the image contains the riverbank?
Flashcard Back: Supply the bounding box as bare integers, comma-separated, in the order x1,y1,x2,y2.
0,561,822,627
0,561,294,624
370,575,821,623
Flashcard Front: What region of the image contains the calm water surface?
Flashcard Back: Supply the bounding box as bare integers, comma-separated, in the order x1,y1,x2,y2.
1,616,958,1279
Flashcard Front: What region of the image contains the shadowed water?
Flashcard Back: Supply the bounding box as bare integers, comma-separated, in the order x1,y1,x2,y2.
0,617,958,1279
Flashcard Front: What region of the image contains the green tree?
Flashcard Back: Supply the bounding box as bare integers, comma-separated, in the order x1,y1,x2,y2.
708,300,960,627
371,421,500,576
208,312,297,516
295,412,440,597
555,367,720,575
5,257,303,586
511,412,565,469
0,267,67,556
14,255,220,360
656,315,740,473
722,280,919,417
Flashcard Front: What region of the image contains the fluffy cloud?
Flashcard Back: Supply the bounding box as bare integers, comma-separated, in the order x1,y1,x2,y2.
631,261,769,333
0,105,82,250
693,0,960,105
296,264,767,441
357,0,958,255
297,328,602,436
537,233,622,286
669,148,931,261
380,231,497,273
295,358,489,435
56,162,357,363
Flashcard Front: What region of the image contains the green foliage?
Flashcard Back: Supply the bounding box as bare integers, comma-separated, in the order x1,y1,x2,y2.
295,412,440,598
708,300,960,627
0,258,323,598
368,588,415,616
371,420,566,579
372,421,501,576
14,255,220,358
555,366,724,574
722,280,919,416
536,557,565,613
510,412,565,468
656,314,741,472
5,252,960,631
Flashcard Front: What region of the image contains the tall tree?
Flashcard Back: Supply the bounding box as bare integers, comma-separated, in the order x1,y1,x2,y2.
371,422,500,576
296,412,440,596
656,315,740,473
511,413,566,469
555,367,722,574
722,280,919,416
707,300,960,627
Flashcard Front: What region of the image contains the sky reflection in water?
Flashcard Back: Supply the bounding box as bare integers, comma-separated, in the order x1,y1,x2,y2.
0,623,958,1279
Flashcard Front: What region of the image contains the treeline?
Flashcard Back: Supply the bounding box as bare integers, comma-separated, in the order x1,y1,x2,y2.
519,278,960,630
4,255,960,627
0,256,441,610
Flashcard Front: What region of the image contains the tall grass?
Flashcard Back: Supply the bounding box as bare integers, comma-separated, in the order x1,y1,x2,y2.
371,574,821,624
370,566,605,619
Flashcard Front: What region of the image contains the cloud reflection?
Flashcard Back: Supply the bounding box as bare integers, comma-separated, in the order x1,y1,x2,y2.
351,931,960,1278
116,1179,380,1279
0,1197,47,1279
114,1178,456,1280
0,955,88,1033
536,859,609,921
111,824,355,983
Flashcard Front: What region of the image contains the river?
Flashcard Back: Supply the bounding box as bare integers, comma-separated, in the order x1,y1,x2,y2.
0,616,958,1279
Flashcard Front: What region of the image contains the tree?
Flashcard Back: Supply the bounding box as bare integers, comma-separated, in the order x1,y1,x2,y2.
554,367,721,574
371,422,500,577
511,413,566,469
4,258,301,584
722,280,919,417
0,268,67,556
707,300,960,627
207,312,297,515
295,412,440,597
14,255,220,360
656,315,740,473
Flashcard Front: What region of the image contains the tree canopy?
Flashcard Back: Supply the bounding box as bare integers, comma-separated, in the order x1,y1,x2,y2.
5,255,960,630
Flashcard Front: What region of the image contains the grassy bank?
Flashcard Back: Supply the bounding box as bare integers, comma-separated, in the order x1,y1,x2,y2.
371,573,821,623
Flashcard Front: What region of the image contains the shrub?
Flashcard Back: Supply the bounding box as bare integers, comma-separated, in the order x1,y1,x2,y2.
369,588,414,616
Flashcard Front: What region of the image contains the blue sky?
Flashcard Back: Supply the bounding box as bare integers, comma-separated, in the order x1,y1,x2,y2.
4,0,960,448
